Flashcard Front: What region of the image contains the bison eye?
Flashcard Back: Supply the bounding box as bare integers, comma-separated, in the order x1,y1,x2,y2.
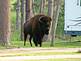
45,23,49,27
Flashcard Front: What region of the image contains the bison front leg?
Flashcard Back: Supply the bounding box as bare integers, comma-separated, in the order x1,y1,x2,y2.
38,39,42,47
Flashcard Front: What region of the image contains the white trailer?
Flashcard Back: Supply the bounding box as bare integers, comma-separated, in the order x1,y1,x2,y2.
64,0,81,36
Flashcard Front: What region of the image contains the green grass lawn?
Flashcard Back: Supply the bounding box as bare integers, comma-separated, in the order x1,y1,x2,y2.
0,39,81,49
9,39,81,48
0,34,81,49
0,51,79,57
0,58,81,61
15,58,81,61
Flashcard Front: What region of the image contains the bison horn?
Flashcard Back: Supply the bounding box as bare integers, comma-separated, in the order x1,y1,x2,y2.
39,16,44,23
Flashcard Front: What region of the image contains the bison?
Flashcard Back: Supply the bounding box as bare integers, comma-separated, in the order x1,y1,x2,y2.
24,14,51,47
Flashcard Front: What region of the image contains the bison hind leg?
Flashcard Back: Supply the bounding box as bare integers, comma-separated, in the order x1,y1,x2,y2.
24,33,27,46
29,35,32,47
33,36,38,47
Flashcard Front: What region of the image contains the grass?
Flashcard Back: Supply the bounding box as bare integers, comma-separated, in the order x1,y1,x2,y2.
23,58,81,61
0,36,80,49
12,52,77,56
9,39,81,48
0,51,79,57
54,41,81,48
0,58,81,61
1,34,81,49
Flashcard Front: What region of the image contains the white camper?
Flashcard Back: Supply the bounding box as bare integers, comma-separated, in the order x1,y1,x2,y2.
64,0,81,36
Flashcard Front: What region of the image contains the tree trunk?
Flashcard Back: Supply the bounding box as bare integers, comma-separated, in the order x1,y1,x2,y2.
32,0,35,15
21,0,25,40
48,0,53,17
25,0,30,21
0,0,10,46
40,0,45,14
30,0,33,17
48,0,54,41
16,0,20,30
50,0,61,46
25,0,33,21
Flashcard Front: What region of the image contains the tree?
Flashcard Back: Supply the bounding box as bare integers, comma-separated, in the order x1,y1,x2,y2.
20,0,33,40
48,0,53,17
16,0,20,30
25,0,30,21
0,0,10,46
25,0,33,21
30,0,33,17
50,0,61,46
48,0,54,41
40,0,45,13
32,0,35,14
21,0,25,40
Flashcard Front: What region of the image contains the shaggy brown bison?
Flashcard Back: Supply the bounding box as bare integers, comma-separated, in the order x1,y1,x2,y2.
24,14,51,47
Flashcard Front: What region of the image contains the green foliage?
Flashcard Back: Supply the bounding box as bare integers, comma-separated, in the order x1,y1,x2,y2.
10,0,17,11
33,0,41,14
56,1,64,36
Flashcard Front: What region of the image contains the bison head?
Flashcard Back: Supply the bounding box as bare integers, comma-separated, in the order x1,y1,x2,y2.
39,15,52,35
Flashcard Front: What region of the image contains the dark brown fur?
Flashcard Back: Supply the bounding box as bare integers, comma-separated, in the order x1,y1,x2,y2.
24,14,51,47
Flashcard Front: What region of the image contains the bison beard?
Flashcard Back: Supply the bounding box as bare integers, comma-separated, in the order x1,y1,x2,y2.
24,14,51,47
